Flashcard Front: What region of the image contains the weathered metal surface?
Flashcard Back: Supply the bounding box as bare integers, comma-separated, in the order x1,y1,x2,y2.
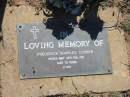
17,22,112,79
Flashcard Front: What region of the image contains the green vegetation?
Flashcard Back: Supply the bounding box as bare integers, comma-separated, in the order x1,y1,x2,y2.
73,93,90,97
100,0,109,8
100,0,114,9
108,92,122,97
118,0,130,14
127,90,130,97
121,19,130,35
117,0,130,35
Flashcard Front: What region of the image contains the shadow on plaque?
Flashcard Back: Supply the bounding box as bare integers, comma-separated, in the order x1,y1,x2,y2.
0,0,7,41
43,5,104,40
44,8,77,40
79,6,104,40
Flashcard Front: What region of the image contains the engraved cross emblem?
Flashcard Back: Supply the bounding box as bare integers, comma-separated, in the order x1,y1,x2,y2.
30,26,39,40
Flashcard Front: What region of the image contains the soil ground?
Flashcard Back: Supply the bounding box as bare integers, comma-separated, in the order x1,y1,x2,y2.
125,34,130,64
0,3,130,97
127,43,130,64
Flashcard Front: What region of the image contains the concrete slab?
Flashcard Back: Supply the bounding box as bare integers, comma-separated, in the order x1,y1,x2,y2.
0,5,130,97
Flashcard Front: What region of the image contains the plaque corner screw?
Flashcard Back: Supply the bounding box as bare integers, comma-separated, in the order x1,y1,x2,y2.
17,24,24,31
20,73,26,79
108,69,111,73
